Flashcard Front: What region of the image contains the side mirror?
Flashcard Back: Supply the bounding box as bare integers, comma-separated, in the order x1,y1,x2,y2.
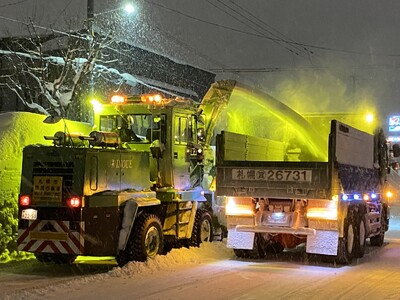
150,140,165,159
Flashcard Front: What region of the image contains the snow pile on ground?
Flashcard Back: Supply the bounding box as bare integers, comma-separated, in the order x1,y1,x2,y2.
110,241,232,278
10,242,233,300
0,112,92,261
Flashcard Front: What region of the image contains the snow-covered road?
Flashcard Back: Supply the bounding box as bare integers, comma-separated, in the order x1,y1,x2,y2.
2,206,400,300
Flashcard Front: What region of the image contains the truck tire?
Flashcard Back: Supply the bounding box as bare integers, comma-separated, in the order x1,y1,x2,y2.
370,207,387,247
116,214,164,266
267,241,284,255
233,234,265,259
353,212,367,258
335,208,356,264
189,209,213,247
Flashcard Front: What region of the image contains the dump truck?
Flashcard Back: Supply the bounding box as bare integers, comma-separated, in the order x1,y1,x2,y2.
216,120,400,263
16,92,224,266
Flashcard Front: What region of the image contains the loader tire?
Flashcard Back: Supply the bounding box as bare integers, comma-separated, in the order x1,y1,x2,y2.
116,214,163,266
189,209,213,247
335,208,356,264
370,207,387,247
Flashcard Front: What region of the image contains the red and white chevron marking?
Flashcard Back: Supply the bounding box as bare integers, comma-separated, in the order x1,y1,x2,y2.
17,220,85,255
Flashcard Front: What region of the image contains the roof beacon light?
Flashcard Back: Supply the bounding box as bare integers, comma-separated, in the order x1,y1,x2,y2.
111,94,126,104
141,94,163,104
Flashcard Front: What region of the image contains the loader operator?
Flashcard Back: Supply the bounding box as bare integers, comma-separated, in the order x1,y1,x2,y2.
117,119,141,142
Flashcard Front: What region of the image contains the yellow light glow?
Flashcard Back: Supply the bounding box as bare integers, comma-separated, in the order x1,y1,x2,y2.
306,208,338,220
307,196,338,220
225,197,254,216
365,113,374,123
90,99,103,113
386,191,393,198
111,94,125,103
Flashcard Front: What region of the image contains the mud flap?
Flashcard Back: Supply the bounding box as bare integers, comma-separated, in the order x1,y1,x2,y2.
117,200,139,252
227,228,255,249
306,230,339,255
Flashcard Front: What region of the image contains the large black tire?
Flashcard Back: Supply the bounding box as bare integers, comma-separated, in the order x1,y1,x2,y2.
353,212,367,258
189,209,213,247
370,207,387,247
267,241,285,255
35,253,77,264
233,234,265,259
116,214,164,266
335,208,356,264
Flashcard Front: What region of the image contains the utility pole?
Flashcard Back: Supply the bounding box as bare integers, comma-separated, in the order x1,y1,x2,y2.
86,0,95,123
87,0,94,36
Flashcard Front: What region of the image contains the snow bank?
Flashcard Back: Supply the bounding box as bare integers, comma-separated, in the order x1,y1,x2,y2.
0,112,92,260
9,242,233,300
110,241,232,277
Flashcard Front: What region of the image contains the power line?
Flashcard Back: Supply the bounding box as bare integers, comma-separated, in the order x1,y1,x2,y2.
204,0,304,57
0,0,31,8
144,0,400,58
226,0,314,56
210,63,400,73
51,0,75,27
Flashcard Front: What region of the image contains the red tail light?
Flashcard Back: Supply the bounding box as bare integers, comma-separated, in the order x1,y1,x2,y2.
19,195,31,206
67,196,81,208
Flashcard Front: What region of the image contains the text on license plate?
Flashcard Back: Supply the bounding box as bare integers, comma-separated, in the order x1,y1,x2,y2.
21,209,37,220
232,169,312,182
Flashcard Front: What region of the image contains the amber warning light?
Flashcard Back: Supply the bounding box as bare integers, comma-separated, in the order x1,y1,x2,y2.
111,94,126,104
141,94,162,104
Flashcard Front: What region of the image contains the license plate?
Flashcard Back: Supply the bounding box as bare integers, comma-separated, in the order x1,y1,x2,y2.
232,169,312,182
21,209,37,220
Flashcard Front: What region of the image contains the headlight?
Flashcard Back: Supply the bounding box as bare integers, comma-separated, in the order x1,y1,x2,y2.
225,197,255,216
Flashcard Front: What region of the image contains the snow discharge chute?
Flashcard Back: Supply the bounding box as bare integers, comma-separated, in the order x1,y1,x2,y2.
201,80,327,161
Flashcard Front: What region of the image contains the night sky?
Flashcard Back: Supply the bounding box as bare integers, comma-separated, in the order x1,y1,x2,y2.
1,0,400,122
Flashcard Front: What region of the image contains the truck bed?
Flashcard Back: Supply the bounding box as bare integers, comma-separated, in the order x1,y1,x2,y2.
215,121,380,200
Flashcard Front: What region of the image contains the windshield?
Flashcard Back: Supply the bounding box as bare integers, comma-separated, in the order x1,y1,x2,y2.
100,114,156,143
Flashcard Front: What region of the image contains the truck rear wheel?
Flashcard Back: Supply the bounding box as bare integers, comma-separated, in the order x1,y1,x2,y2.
354,213,367,258
117,214,164,266
189,209,213,247
335,209,356,264
233,234,265,259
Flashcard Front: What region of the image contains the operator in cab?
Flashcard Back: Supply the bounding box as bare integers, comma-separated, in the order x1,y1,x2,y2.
117,118,142,142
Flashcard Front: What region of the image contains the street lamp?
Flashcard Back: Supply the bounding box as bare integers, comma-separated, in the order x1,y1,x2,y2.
87,1,136,20
86,1,136,123
87,1,136,36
